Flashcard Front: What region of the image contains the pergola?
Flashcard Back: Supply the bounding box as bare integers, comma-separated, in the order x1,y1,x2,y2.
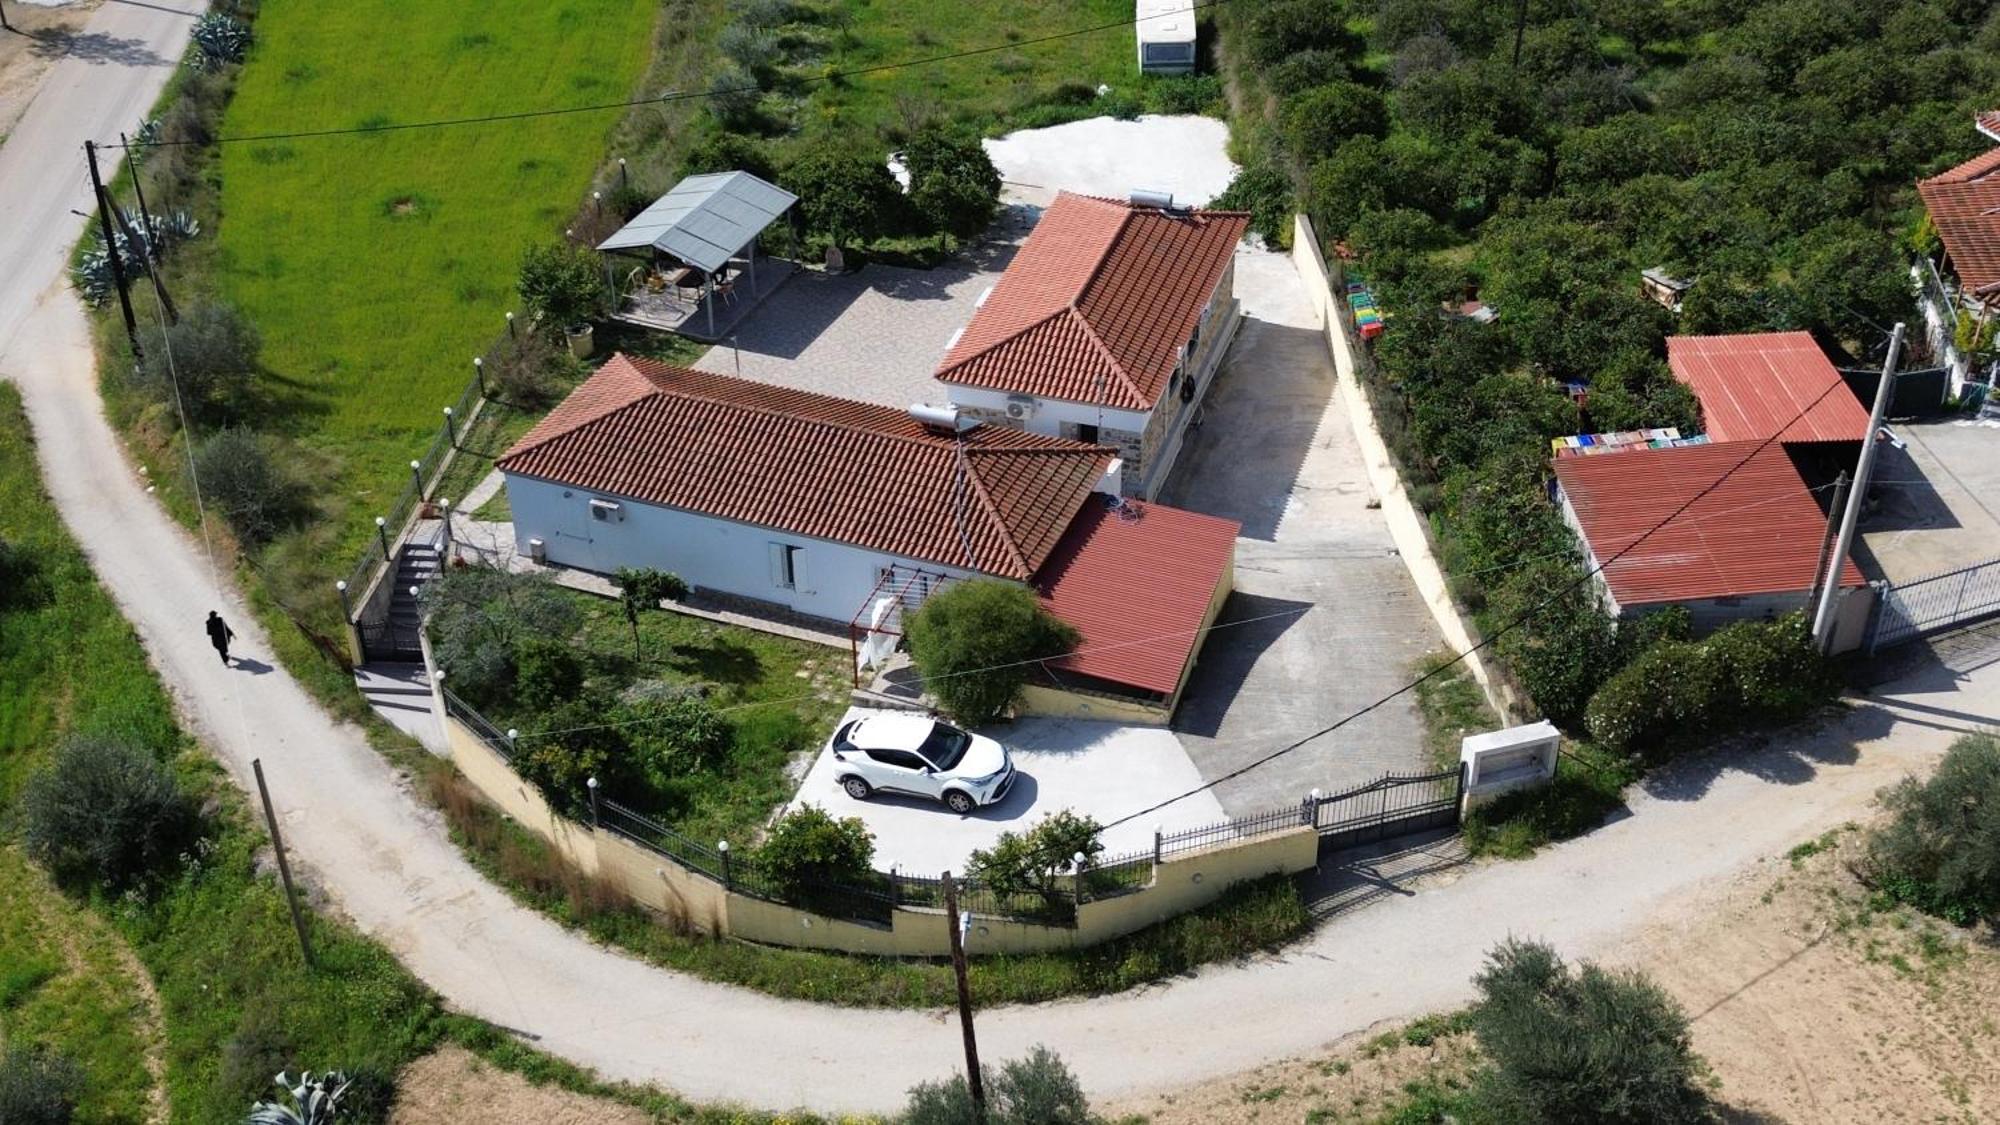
596,170,798,338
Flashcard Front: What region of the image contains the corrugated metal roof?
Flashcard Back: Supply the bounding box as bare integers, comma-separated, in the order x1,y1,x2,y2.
595,171,798,273
1666,332,1870,444
1034,496,1238,696
498,355,1114,580
1917,146,2000,300
1137,0,1197,42
1554,441,1863,607
935,192,1249,410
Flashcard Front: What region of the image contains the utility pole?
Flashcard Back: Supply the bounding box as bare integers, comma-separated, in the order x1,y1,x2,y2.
85,140,142,358
1804,470,1849,617
941,871,985,1118
121,133,166,268
1511,0,1528,67
253,759,317,968
1811,323,1905,652
111,196,177,324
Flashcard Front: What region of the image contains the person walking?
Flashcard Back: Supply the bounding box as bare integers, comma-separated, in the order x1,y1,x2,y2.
205,610,235,665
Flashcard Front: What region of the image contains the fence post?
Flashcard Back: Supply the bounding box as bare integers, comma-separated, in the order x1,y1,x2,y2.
506,727,518,758
375,516,391,562
718,840,732,889
1302,788,1320,829
586,775,600,827
439,498,453,558
472,356,485,397
442,406,457,448
889,865,900,908
1152,826,1163,866
335,579,351,619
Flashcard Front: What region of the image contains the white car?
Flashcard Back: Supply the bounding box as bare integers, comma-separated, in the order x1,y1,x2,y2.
828,714,1015,814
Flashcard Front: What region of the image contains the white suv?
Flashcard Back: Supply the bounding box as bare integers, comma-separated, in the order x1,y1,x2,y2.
828,714,1015,814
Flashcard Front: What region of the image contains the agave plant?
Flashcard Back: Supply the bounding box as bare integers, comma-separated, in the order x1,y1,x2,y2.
190,12,252,69
246,1071,351,1125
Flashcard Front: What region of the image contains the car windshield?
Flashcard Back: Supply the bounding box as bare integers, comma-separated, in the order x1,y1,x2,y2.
918,724,973,771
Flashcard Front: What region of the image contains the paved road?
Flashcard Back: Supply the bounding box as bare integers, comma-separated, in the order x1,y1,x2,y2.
4,18,1996,1115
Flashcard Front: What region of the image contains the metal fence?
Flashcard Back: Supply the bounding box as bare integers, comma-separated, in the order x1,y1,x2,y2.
1305,765,1466,854
1869,554,2000,653
441,685,511,759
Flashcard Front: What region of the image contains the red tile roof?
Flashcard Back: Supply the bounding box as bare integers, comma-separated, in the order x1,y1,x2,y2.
1918,146,2000,301
1976,110,2000,143
1034,496,1239,697
935,193,1249,411
1666,332,1869,444
1555,441,1862,607
498,354,1115,580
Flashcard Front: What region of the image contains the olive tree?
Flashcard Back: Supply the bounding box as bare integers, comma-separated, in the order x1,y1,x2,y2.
903,127,1001,243
517,241,604,335
20,735,202,891
902,1046,1093,1124
1866,734,2000,924
784,145,903,251
420,565,579,707
904,579,1078,726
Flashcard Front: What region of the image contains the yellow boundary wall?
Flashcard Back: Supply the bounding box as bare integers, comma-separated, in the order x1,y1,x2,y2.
443,716,1318,956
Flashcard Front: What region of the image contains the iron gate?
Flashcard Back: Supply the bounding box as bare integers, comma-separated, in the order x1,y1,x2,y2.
1306,764,1465,853
358,619,423,663
1869,554,2000,653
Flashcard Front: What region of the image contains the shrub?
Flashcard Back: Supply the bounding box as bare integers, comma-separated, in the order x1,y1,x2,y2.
20,734,202,891
219,1001,296,1110
966,810,1104,906
192,427,309,547
515,688,630,816
624,695,734,777
0,1048,83,1125
1472,939,1710,1123
1145,74,1225,115
783,145,904,249
1581,638,1719,755
136,302,261,420
189,11,252,69
905,579,1079,725
679,131,778,182
484,329,584,408
1281,81,1388,160
1213,155,1294,246
421,566,580,707
0,535,45,610
1241,0,1358,67
1865,734,2000,924
757,805,876,903
902,1046,1093,1125
517,241,604,334
1266,49,1351,98
903,127,1002,242
705,65,766,132
513,637,585,716
1585,613,1833,755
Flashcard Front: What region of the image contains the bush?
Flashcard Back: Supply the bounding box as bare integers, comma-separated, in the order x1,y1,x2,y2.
1145,74,1226,114
1281,81,1388,160
904,579,1079,725
1241,0,1358,67
135,303,261,420
1213,156,1294,246
218,1001,296,1109
513,637,585,716
705,64,766,132
1266,49,1351,97
0,1048,83,1125
757,805,876,903
0,535,45,610
624,695,734,777
783,145,904,249
20,734,202,891
966,809,1103,906
192,427,309,547
1584,613,1832,755
514,688,631,817
1865,734,2000,924
679,131,778,182
484,329,585,408
517,241,604,334
421,566,580,707
1472,939,1710,1123
903,127,1002,242
902,1046,1094,1125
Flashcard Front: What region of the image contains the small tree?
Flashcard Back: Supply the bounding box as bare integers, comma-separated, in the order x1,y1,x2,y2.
903,127,1001,244
902,1045,1093,1125
1471,938,1710,1124
0,1047,83,1125
517,241,604,335
515,688,631,816
623,695,734,778
136,302,261,420
757,805,876,904
904,579,1079,726
614,566,688,662
421,566,580,707
246,1071,351,1125
20,734,202,891
784,145,902,251
1866,734,2000,924
193,428,309,547
486,330,585,408
966,810,1103,906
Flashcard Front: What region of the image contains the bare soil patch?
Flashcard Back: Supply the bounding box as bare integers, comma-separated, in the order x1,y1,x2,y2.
390,1045,652,1125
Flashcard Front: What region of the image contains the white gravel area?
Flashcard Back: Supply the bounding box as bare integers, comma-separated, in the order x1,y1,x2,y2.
985,114,1238,208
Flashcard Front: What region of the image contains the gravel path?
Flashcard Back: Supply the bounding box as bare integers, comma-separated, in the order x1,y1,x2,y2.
1,22,1990,1116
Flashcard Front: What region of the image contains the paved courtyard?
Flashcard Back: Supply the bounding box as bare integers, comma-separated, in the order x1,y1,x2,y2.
1856,415,2000,584
788,709,1229,874
1160,248,1441,816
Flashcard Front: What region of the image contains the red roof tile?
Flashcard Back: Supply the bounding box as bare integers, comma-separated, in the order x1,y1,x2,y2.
1978,110,2000,143
1034,496,1239,697
936,193,1249,411
1666,332,1869,444
498,355,1115,580
1555,441,1862,607
1918,146,2000,300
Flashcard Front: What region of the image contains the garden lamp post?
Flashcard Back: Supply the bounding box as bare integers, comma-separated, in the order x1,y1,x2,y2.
587,775,601,825
409,459,423,498
442,405,456,447
375,516,390,561
334,579,350,619
505,310,516,339
472,355,484,395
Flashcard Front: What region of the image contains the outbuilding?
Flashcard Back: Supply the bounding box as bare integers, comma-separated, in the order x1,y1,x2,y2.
1136,0,1198,74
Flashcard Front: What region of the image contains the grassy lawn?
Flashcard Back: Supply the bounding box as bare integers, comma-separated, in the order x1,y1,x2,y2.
1410,652,1497,772
213,0,655,550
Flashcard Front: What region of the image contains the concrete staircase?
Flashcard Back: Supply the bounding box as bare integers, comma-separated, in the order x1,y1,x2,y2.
384,540,442,654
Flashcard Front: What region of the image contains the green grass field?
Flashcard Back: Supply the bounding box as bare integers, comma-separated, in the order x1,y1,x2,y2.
214,0,656,543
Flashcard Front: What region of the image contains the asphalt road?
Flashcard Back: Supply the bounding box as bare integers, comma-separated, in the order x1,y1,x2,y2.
2,14,1993,1115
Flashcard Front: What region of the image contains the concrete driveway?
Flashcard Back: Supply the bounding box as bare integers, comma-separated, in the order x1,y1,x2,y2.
1160,248,1441,814
1856,417,2000,584
788,708,1229,874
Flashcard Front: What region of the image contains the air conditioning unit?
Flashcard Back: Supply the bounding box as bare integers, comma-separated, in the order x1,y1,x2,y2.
1005,395,1037,421
588,498,624,523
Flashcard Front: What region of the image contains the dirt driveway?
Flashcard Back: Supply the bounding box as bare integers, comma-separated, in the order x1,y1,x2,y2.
1161,248,1439,814
788,708,1229,873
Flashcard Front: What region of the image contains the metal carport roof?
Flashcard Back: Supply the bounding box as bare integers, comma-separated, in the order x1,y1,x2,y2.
595,170,797,274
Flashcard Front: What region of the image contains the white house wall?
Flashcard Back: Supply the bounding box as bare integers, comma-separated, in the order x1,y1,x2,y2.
944,384,1149,445
503,473,983,623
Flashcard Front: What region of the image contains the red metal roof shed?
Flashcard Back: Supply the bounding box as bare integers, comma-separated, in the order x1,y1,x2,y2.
1666,332,1870,444
1034,496,1239,697
1554,441,1863,608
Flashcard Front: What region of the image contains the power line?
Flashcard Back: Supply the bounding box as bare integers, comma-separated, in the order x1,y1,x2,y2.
103,0,1250,150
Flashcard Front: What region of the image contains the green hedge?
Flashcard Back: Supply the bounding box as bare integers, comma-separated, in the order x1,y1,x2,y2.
1584,613,1832,756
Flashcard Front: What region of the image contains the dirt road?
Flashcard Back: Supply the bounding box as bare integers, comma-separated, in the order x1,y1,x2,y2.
2,3,1995,1114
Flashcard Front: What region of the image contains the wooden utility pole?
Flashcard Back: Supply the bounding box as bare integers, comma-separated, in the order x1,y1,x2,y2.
84,140,141,358
941,871,985,1118
1811,323,1905,652
110,197,177,324
253,759,316,968
121,133,167,271
1804,470,1849,618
